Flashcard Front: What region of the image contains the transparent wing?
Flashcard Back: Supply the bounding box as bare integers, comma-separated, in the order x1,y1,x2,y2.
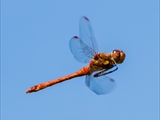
79,16,98,53
69,36,95,63
85,72,116,95
69,16,98,63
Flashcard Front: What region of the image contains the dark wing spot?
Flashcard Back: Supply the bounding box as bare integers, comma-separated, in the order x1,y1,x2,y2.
110,78,115,82
83,16,89,21
73,36,78,39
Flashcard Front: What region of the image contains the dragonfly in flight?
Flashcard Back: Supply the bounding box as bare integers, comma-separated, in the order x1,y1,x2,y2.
26,16,126,95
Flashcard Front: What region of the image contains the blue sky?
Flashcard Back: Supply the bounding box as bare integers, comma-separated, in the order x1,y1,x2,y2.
1,0,159,120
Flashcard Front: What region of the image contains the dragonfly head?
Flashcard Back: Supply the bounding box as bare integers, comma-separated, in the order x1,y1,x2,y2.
111,50,126,64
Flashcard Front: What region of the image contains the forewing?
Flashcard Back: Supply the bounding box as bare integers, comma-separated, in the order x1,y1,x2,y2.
69,36,95,63
85,72,116,95
79,16,98,53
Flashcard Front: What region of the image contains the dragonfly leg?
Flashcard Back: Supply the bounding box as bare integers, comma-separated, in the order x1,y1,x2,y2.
94,65,118,77
94,69,107,77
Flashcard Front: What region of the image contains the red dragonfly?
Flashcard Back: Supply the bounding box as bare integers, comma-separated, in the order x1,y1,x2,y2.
26,16,125,95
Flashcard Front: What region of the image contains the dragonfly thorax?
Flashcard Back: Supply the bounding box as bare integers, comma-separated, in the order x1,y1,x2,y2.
88,53,115,74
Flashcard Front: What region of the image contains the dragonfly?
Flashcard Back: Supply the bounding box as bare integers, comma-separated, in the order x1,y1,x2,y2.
26,16,126,95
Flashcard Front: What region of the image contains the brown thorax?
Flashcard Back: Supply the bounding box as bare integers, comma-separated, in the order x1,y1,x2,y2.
88,50,125,75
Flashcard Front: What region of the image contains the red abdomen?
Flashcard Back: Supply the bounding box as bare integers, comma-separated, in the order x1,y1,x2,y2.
26,66,89,93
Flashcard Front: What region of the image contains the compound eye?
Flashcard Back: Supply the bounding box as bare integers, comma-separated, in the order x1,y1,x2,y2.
113,50,116,53
113,49,119,54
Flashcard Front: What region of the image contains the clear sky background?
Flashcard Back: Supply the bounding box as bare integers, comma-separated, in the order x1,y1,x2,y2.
1,0,159,120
